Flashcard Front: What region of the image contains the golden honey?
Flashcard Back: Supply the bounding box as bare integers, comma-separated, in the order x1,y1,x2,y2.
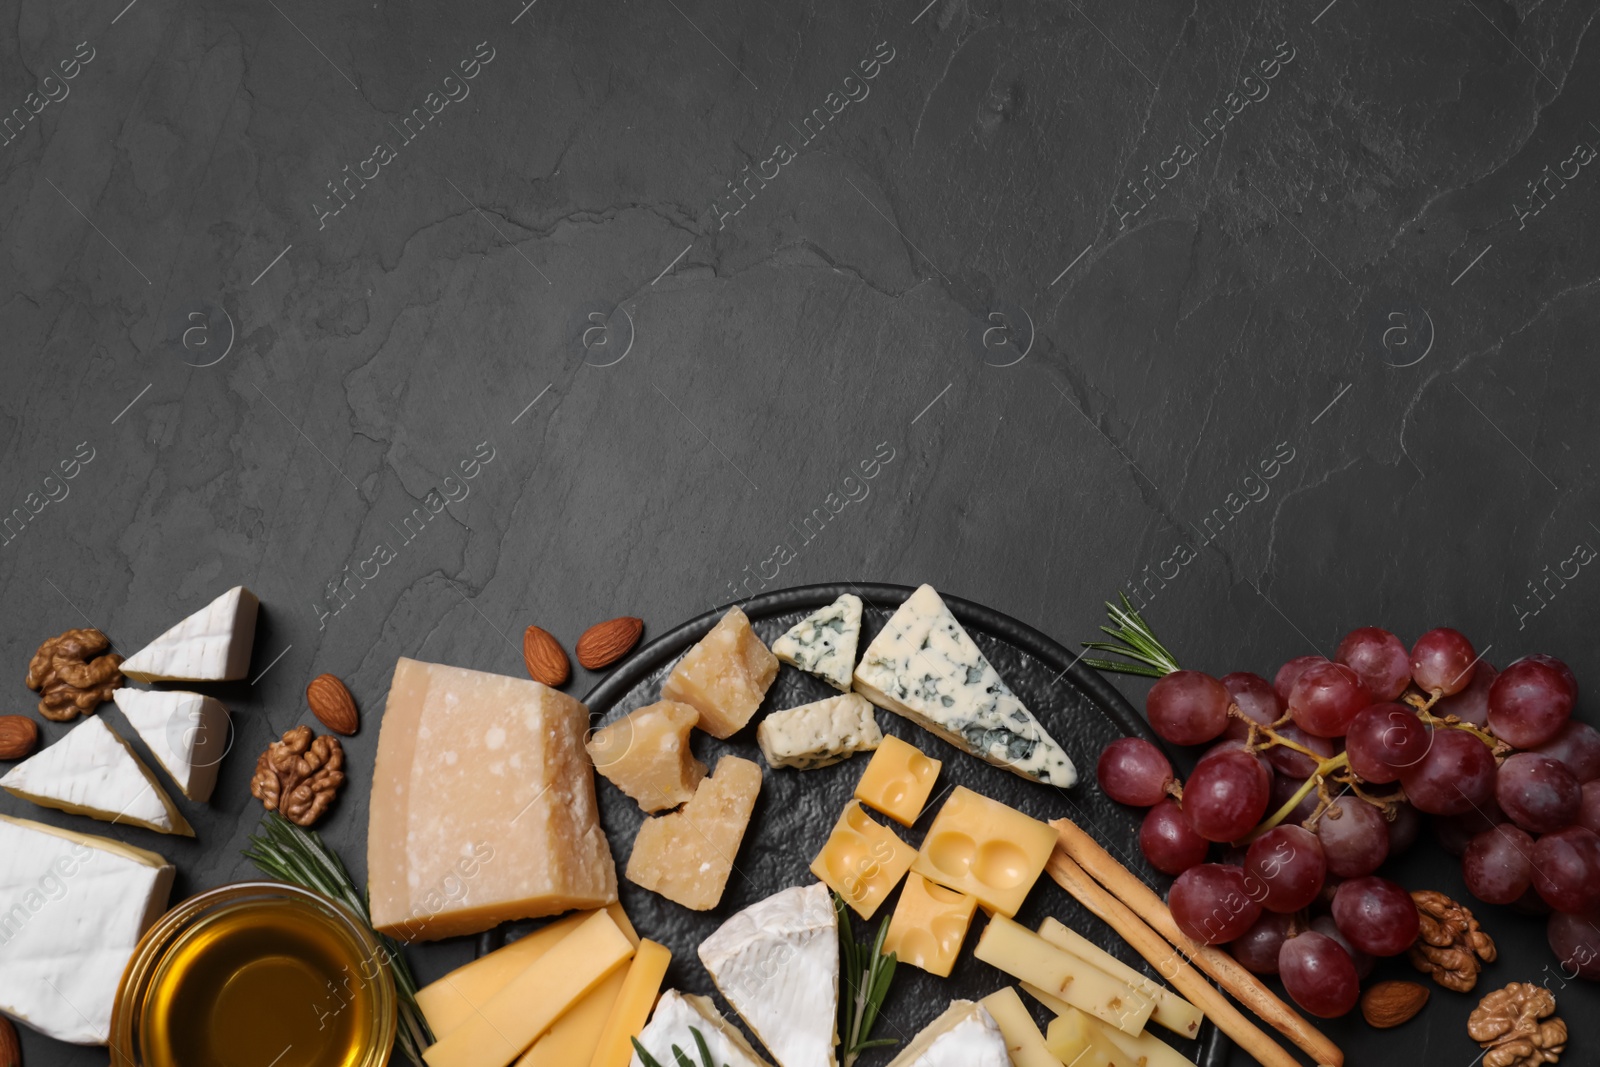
139,894,382,1067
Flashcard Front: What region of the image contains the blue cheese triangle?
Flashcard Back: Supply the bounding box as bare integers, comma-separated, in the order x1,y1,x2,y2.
852,585,1077,787
771,594,862,691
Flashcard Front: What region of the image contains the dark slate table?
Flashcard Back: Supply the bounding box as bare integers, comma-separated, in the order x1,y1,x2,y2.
2,0,1598,1063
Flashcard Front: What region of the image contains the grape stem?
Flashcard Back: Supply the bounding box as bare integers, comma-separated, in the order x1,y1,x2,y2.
1246,752,1349,840
1402,693,1505,751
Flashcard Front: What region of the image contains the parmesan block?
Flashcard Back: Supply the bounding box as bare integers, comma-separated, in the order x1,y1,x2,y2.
368,658,617,941
626,755,761,910
587,701,706,812
661,607,778,738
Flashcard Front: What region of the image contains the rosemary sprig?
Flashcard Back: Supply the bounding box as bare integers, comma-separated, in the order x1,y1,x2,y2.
1080,593,1182,678
243,813,435,1065
630,1027,729,1067
835,892,900,1067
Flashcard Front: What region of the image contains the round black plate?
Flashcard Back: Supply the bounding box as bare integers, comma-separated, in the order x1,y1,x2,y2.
495,582,1227,1066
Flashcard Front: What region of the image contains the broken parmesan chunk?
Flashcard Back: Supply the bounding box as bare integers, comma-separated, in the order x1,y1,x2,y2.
626,755,762,910
661,607,779,739
587,700,707,813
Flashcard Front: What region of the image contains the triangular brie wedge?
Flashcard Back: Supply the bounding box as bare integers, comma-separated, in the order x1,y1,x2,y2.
771,594,863,691
853,585,1078,787
1,716,194,836
120,585,259,683
0,815,174,1044
698,882,839,1067
630,990,773,1067
113,689,229,802
885,1000,1010,1067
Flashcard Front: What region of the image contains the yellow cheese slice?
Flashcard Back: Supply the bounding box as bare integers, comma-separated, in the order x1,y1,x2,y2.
973,915,1153,1035
516,967,628,1067
589,939,673,1067
1037,916,1203,1040
1045,1008,1122,1067
979,987,1059,1067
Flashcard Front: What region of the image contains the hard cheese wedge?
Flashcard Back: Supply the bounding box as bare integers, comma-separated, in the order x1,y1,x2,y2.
770,593,863,690
699,883,839,1067
884,1000,1010,1067
120,585,259,682
0,715,193,836
979,987,1059,1067
0,815,175,1044
973,916,1153,1035
661,606,779,738
368,658,617,941
587,700,706,812
112,688,229,802
757,693,882,770
1037,916,1203,1040
423,910,634,1067
852,584,1077,787
590,939,672,1067
516,966,627,1067
629,990,773,1067
626,755,761,910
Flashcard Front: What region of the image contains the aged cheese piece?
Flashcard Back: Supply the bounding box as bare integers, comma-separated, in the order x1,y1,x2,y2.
699,883,839,1067
661,607,779,738
757,693,882,771
852,584,1077,786
771,594,862,691
112,688,229,802
1044,1008,1123,1067
423,910,634,1067
629,990,773,1067
120,585,259,683
1037,916,1203,1040
590,939,673,1067
853,735,941,826
979,987,1059,1067
588,701,706,812
369,658,617,941
974,915,1153,1035
884,1000,1010,1067
0,814,175,1044
627,755,762,910
809,801,916,920
0,715,192,836
882,874,977,978
911,787,1054,918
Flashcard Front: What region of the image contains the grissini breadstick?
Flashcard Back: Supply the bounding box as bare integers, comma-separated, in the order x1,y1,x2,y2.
1045,849,1307,1067
1052,818,1344,1067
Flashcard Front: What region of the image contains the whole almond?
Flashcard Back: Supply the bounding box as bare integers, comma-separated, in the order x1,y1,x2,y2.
0,1013,18,1067
306,674,359,736
1361,979,1430,1028
523,626,570,687
575,616,643,670
0,716,38,760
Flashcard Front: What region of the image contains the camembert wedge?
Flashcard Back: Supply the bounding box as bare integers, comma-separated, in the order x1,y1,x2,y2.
884,1000,1010,1067
0,715,193,836
852,585,1077,787
112,688,229,802
629,990,773,1067
771,594,863,690
119,585,259,683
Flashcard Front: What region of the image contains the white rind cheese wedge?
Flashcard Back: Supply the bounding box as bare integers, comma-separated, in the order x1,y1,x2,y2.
771,594,863,690
113,689,229,802
629,990,774,1067
120,585,259,683
853,585,1077,787
0,814,175,1044
757,693,882,770
884,1000,1010,1067
0,716,194,836
698,883,839,1067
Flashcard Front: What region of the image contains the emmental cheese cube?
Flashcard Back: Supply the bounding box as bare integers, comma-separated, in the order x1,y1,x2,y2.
979,987,1060,1067
911,787,1054,917
587,701,706,812
627,755,762,910
1037,916,1203,1041
974,915,1154,1035
882,873,977,977
590,939,673,1067
368,658,617,941
853,735,941,826
809,801,916,919
661,606,779,738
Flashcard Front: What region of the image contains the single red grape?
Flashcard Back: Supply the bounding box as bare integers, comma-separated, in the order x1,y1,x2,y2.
1198,737,1271,774
1523,653,1579,699
1140,799,1210,875
1147,670,1231,746
1463,824,1535,905
1530,721,1600,783
1409,628,1477,696
1489,657,1577,748
1289,662,1371,738
1310,915,1373,978
1262,724,1336,778
1434,662,1497,727
1222,671,1284,741
1580,780,1600,836
1097,737,1174,807
1336,627,1411,701
1548,910,1600,980
1169,863,1263,944
1397,728,1497,815
1497,753,1581,834
1530,827,1600,913
1344,703,1431,784
1316,796,1389,877
1229,911,1294,975
1331,876,1420,957
1183,749,1271,842
1278,932,1360,1017
1274,655,1327,704
1245,825,1325,913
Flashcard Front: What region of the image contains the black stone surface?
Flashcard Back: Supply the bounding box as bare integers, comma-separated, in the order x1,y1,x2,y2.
1,0,1598,1062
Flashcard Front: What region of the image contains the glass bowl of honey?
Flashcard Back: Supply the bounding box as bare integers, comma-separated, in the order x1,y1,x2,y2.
111,881,396,1067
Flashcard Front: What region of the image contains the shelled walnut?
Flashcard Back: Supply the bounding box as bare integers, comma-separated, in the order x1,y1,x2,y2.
250,725,345,827
1468,982,1566,1067
25,628,123,721
1409,889,1497,992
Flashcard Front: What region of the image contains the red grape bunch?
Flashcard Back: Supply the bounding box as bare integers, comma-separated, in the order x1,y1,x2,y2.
1093,619,1600,1020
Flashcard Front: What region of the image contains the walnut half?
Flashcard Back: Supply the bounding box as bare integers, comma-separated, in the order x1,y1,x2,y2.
25,628,123,722
1469,982,1566,1067
251,725,345,827
1409,889,1496,992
